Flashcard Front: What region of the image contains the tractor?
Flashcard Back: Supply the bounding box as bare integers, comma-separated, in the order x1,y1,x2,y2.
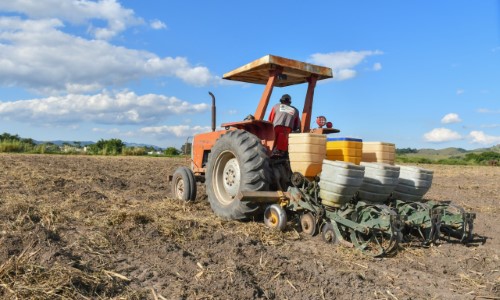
170,55,475,256
171,54,337,220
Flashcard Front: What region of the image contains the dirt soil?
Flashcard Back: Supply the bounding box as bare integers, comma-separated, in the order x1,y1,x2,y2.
0,154,499,299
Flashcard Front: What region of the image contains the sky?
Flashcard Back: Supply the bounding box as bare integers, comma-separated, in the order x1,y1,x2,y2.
0,0,499,150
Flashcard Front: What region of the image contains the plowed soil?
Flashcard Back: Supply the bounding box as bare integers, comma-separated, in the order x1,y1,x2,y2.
0,154,498,299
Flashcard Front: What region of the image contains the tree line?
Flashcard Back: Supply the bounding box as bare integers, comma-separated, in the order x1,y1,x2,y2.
0,132,182,156
396,151,500,166
395,148,418,154
2,132,497,164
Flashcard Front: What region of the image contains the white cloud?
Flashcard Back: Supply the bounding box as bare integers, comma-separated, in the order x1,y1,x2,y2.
150,19,167,30
423,128,462,142
373,62,382,71
140,125,211,138
91,125,211,139
456,89,464,95
0,0,142,39
469,131,500,145
481,124,500,128
0,91,209,125
441,113,462,124
336,69,357,81
477,108,500,114
0,17,218,94
308,50,383,81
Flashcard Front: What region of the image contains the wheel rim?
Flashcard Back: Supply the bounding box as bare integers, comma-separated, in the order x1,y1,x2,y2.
213,151,241,205
264,205,286,230
322,223,336,243
174,177,185,200
324,230,334,242
265,209,279,228
301,213,316,235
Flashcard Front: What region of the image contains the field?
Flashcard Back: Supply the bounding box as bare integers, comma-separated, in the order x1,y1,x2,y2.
0,154,499,299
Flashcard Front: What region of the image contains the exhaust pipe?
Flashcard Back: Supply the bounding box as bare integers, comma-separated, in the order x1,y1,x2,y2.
209,91,216,132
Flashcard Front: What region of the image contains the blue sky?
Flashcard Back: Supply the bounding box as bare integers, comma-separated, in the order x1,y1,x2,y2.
0,0,499,150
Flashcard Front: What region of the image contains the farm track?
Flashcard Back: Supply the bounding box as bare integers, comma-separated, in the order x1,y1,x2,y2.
0,154,499,299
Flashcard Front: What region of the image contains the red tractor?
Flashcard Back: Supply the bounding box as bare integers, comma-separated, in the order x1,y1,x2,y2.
171,55,337,220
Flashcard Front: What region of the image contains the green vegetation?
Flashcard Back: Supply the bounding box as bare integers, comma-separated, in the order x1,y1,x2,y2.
395,148,418,155
464,151,500,164
164,147,180,156
87,138,125,155
0,133,42,153
0,132,182,157
396,156,434,164
0,133,87,154
396,150,500,166
1,132,497,164
122,147,147,156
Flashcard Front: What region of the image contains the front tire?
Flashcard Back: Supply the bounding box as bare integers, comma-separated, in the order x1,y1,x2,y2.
206,130,272,220
172,166,197,201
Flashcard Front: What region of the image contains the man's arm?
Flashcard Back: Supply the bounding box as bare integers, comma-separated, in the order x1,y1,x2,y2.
293,108,301,132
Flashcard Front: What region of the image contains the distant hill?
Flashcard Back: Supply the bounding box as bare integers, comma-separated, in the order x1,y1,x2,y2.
35,140,95,147
124,142,163,150
417,147,468,156
397,144,500,160
470,144,500,153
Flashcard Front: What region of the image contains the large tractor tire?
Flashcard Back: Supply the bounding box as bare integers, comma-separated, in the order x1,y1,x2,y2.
206,130,272,220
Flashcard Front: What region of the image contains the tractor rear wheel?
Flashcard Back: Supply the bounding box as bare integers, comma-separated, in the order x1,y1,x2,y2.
206,130,272,220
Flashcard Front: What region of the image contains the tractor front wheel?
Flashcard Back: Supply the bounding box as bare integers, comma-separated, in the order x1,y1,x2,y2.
206,130,272,220
172,166,197,201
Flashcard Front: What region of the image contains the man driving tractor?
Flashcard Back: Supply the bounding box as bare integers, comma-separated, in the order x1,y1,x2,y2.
268,93,301,156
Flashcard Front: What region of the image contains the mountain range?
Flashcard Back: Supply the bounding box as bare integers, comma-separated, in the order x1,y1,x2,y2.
35,140,164,150
399,144,500,159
